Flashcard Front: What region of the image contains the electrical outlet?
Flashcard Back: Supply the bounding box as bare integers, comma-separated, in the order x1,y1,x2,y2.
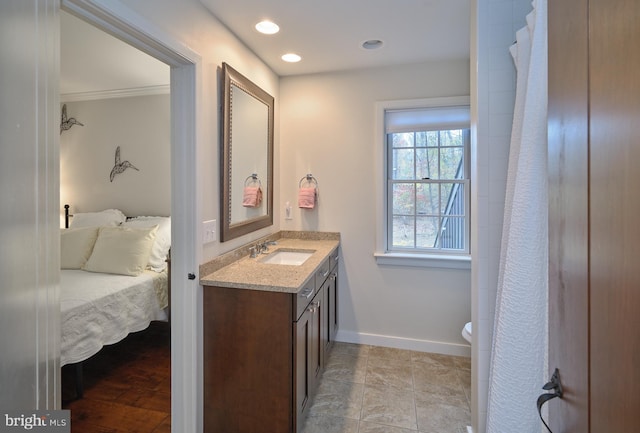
203,219,216,244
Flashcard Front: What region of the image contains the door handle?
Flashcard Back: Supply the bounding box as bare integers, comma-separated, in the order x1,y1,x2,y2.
537,368,563,433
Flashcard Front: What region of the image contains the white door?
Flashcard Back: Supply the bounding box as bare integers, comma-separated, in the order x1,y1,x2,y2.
0,0,60,409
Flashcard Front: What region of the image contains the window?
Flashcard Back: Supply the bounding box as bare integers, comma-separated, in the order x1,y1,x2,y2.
375,97,471,268
388,128,470,252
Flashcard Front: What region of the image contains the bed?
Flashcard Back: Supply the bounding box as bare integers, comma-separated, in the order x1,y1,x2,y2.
60,206,171,397
61,269,168,365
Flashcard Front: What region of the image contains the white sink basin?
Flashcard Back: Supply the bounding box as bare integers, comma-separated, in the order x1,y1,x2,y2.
259,249,315,265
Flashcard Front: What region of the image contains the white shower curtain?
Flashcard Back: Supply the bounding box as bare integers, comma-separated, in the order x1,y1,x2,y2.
487,0,548,432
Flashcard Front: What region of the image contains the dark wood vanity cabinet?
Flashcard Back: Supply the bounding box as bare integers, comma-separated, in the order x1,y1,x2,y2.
203,251,339,433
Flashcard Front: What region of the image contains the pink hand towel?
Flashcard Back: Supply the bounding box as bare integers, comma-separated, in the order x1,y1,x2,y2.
298,187,317,209
242,186,262,207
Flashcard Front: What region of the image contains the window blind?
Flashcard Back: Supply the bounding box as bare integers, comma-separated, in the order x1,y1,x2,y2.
385,105,470,133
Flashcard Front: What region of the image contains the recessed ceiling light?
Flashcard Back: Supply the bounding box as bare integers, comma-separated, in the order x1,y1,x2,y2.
362,39,384,50
255,20,280,35
281,53,302,63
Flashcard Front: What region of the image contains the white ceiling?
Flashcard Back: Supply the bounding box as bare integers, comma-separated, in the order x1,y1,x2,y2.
200,0,470,76
60,11,170,96
60,0,470,94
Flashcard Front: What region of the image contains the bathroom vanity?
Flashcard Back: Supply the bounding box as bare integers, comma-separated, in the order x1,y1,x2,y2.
200,232,340,433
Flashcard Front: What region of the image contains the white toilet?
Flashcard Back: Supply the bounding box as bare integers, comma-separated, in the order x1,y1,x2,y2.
461,321,472,344
462,322,473,433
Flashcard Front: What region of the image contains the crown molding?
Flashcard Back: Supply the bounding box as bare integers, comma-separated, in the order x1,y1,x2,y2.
60,84,170,102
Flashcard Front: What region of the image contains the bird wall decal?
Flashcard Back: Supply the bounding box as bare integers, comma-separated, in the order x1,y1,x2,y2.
110,146,139,182
60,104,84,134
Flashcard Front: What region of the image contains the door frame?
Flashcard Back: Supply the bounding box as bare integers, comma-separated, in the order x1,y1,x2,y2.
60,1,202,431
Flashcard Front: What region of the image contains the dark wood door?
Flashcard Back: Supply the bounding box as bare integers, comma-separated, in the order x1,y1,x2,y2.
548,0,640,431
548,0,590,430
588,0,640,430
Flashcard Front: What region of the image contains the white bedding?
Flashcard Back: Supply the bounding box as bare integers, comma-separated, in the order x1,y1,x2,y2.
60,269,168,366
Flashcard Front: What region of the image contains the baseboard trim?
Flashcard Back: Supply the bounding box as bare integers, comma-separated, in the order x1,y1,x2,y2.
335,330,471,357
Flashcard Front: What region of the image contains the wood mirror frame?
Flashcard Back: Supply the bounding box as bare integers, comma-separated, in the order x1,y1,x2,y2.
220,63,274,242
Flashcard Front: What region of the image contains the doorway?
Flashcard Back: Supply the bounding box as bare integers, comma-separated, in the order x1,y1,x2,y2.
60,9,171,429
60,1,200,431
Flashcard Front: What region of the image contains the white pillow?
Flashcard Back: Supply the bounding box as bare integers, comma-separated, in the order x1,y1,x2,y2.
60,227,99,269
124,216,171,272
82,225,158,276
69,209,126,229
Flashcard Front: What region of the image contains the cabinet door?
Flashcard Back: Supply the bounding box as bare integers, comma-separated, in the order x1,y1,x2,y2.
295,307,311,431
204,286,292,433
310,292,322,391
328,270,338,344
322,278,330,356
294,293,322,431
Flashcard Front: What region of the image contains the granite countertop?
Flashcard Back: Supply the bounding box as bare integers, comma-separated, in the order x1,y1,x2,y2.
200,233,340,293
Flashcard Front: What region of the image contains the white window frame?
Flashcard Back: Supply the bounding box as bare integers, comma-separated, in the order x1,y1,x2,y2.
374,96,471,269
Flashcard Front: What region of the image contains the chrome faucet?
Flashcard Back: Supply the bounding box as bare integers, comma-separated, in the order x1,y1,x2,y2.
254,240,277,256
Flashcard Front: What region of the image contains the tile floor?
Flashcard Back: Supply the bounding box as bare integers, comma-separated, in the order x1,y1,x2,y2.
301,343,471,433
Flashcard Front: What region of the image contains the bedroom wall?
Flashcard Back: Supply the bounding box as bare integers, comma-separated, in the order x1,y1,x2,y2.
279,60,472,353
60,94,171,219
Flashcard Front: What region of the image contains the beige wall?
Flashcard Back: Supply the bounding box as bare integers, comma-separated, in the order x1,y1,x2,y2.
120,0,473,351
280,60,472,353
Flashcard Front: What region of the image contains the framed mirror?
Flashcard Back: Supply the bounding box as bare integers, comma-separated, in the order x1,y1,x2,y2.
220,63,274,242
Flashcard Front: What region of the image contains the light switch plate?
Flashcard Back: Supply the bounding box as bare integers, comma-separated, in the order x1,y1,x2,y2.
203,219,216,244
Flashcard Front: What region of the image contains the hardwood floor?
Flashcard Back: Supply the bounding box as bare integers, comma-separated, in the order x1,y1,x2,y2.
62,321,171,433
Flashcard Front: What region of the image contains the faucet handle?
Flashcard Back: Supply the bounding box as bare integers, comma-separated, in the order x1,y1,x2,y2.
253,240,277,255
260,241,274,253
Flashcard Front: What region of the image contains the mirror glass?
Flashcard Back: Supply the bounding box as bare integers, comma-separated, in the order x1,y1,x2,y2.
221,63,274,241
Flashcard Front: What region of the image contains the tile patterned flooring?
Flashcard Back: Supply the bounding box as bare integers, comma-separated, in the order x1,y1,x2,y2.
301,343,471,433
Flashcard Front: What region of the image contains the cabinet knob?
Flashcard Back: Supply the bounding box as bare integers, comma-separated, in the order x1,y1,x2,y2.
307,301,321,313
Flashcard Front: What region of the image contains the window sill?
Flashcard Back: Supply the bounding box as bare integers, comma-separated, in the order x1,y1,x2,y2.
374,252,471,269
